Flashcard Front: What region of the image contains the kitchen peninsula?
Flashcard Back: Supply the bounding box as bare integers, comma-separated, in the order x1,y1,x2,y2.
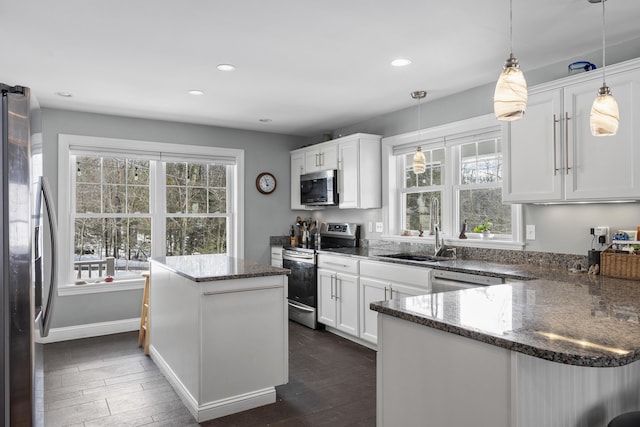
150,254,289,422
372,274,640,427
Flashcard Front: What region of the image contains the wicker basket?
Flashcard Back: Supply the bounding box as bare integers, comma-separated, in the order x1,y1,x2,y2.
600,246,640,280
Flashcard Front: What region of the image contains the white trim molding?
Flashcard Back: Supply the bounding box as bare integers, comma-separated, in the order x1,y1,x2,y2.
36,317,140,343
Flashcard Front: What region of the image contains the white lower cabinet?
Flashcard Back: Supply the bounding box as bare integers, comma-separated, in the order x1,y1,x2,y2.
317,254,359,336
359,260,431,345
270,246,282,268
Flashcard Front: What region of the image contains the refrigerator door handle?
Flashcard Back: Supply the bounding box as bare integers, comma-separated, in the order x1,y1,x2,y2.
38,176,58,338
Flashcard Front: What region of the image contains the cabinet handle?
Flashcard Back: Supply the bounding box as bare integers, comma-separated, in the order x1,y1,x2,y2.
553,114,560,176
320,152,324,166
330,274,335,299
316,153,320,167
389,284,393,300
384,286,387,301
324,261,348,268
335,275,340,300
565,112,571,174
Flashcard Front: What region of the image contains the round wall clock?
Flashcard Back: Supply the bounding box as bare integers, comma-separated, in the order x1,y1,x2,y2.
256,172,277,194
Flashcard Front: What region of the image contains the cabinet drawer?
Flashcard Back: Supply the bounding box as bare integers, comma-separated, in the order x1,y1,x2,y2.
317,254,359,274
360,260,429,287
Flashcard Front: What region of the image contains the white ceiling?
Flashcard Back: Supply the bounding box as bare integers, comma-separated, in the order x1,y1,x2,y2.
2,0,639,137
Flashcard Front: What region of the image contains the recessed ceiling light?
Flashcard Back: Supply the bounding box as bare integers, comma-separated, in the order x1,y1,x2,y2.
187,90,204,95
55,91,73,97
259,118,272,123
217,64,236,72
391,58,412,67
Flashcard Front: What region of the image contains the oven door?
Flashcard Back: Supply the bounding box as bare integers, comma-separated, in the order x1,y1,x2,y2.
282,249,317,307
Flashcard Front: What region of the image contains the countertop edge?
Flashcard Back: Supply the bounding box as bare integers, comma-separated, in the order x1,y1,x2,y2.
370,302,640,368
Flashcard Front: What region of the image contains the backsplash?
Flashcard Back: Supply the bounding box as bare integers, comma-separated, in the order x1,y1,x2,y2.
364,240,588,271
270,235,588,270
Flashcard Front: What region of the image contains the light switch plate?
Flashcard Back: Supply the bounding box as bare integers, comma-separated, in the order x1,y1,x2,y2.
375,222,383,233
526,224,536,240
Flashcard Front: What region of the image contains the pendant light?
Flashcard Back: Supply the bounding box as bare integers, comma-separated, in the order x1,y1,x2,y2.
589,0,619,136
494,0,527,121
411,91,427,175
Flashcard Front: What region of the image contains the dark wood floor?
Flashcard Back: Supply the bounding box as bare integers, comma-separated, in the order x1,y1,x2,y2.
44,321,376,426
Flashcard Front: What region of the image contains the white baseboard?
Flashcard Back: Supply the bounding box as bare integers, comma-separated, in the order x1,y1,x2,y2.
37,318,140,343
150,345,276,422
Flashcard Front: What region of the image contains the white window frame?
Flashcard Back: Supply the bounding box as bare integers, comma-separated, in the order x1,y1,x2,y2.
382,114,523,250
57,134,245,295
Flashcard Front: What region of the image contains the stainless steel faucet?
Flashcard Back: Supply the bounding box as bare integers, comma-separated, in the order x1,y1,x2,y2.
429,197,439,236
434,224,443,256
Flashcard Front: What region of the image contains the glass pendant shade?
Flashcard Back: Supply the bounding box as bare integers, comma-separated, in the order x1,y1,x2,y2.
494,55,527,121
413,147,426,174
590,85,619,136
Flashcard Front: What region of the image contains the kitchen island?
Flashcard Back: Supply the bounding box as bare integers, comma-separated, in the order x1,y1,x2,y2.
150,254,289,422
371,276,640,427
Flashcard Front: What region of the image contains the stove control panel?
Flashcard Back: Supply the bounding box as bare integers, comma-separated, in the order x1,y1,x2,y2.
320,222,360,239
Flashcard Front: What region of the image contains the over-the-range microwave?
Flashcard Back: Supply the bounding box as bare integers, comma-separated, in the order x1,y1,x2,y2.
300,170,338,206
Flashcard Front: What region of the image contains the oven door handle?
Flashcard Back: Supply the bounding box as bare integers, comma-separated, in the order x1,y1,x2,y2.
288,300,315,313
283,250,314,260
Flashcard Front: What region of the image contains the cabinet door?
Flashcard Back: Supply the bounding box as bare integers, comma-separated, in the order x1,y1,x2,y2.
564,69,640,200
336,273,359,336
502,89,563,202
270,246,282,268
317,269,336,327
360,277,388,344
338,139,360,209
304,144,338,173
290,152,306,209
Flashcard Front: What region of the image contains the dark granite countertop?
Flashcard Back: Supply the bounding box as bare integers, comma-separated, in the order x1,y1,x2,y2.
152,254,290,282
319,247,640,367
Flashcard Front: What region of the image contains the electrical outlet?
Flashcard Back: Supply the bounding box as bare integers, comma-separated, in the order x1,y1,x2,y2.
594,226,609,236
375,222,383,233
526,225,536,240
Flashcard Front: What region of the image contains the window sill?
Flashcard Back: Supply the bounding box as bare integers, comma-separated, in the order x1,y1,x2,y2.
58,277,145,296
379,235,525,251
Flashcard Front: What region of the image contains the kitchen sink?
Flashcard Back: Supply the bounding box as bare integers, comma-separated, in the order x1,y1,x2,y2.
376,253,455,263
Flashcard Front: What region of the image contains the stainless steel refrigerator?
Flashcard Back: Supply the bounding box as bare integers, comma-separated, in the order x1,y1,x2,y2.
1,84,57,426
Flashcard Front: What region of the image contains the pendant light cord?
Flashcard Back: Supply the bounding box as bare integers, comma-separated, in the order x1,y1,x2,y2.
509,0,513,55
601,0,607,85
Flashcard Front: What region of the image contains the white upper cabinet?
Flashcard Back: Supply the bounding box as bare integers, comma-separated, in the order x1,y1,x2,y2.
290,152,307,210
337,134,382,209
291,133,381,210
303,143,338,174
503,60,640,203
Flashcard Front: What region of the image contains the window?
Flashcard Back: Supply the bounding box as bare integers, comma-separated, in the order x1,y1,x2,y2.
74,156,151,278
59,135,244,292
402,147,444,232
456,138,512,237
383,114,522,247
165,162,228,255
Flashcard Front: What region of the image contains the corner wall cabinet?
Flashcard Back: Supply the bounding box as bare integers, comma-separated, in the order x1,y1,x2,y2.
503,61,640,203
317,254,359,336
290,133,382,210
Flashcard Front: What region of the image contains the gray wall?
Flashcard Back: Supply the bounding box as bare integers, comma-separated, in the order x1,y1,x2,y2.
42,108,304,328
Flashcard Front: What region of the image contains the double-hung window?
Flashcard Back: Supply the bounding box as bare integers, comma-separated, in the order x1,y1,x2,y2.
384,114,522,247
58,134,244,293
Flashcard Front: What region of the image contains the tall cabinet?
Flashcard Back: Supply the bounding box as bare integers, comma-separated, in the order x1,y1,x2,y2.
290,133,382,209
503,60,640,203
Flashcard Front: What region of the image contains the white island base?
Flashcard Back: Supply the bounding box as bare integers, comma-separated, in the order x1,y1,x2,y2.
150,261,288,422
377,314,640,427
